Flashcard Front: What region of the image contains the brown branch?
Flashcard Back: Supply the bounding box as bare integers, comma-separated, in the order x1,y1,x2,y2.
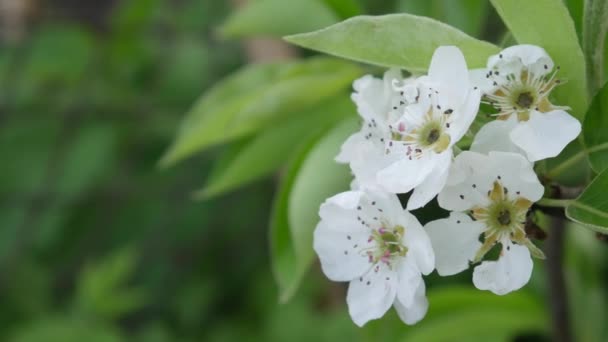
545,215,572,342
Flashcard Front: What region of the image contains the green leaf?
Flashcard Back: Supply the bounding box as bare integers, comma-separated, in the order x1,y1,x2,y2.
160,57,361,167
271,118,356,302
285,14,499,72
583,83,608,173
566,169,608,233
401,286,548,341
75,248,147,320
56,123,117,200
198,97,353,199
23,25,94,85
491,0,590,120
220,0,338,38
583,0,608,93
270,133,325,304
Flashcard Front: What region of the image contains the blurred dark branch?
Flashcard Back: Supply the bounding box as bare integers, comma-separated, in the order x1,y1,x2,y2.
546,215,573,342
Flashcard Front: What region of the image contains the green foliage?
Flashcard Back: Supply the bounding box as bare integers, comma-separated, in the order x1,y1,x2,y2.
221,0,339,38
397,0,490,37
583,83,608,173
490,0,589,121
5,0,608,341
199,97,353,199
74,248,146,320
402,286,547,341
322,0,363,19
285,14,499,72
8,317,123,342
56,124,118,199
287,118,356,298
271,118,356,302
21,25,94,86
582,0,608,93
566,169,608,232
160,58,361,167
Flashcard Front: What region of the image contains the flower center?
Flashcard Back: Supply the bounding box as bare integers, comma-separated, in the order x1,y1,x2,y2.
497,208,512,226
414,117,451,153
427,128,440,144
366,225,408,266
484,66,564,122
470,180,545,261
516,91,534,109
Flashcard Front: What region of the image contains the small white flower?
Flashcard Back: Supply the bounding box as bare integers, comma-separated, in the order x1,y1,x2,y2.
470,44,581,162
313,190,434,326
425,151,545,295
336,69,413,191
338,46,481,210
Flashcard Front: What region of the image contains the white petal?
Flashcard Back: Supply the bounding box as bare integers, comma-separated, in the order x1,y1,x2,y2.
352,70,403,125
407,151,451,210
347,263,398,326
428,46,469,107
399,211,435,275
472,240,533,295
448,88,482,144
314,221,373,281
351,75,386,123
425,212,485,276
394,281,429,325
438,151,490,211
396,256,422,307
487,151,545,202
321,191,363,212
469,68,495,94
470,117,522,156
510,110,581,162
335,132,365,163
488,44,553,77
341,135,387,192
376,153,436,194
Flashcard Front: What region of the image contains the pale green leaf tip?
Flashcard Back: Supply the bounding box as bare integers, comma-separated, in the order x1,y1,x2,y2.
282,34,301,45
191,187,216,201
278,288,294,304
157,150,177,169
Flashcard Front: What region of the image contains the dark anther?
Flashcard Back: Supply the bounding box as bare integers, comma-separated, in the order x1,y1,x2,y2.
427,128,440,144
516,92,534,108
497,209,511,226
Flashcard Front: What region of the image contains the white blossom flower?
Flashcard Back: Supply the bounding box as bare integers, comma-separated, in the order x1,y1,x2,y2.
425,151,545,295
470,44,581,162
336,68,413,191
338,46,481,210
313,190,434,326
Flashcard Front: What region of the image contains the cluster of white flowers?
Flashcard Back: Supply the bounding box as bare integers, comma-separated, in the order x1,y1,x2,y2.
313,45,581,326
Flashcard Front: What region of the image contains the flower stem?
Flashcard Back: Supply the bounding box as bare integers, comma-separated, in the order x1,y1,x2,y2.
537,198,572,208
546,142,608,179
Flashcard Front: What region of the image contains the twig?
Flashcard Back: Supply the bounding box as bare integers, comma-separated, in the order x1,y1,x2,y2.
546,215,572,342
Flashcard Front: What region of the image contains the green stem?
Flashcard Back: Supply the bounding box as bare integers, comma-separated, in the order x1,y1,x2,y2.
583,0,608,94
537,198,572,208
546,142,608,179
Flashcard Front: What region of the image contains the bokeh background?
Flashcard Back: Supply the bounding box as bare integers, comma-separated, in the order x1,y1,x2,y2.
0,0,605,341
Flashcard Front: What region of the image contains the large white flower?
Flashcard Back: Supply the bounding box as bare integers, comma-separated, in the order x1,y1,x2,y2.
337,46,481,210
313,190,434,326
470,44,581,162
425,151,545,295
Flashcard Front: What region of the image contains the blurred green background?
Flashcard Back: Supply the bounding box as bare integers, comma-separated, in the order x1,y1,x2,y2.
0,0,606,341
